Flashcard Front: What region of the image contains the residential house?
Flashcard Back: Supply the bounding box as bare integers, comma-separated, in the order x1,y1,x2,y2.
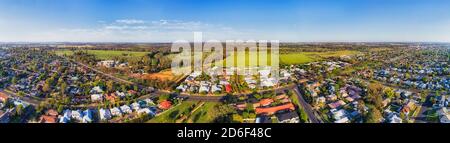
90,86,104,94
255,103,295,115
199,81,211,93
91,94,103,102
99,108,112,121
105,93,118,103
0,92,8,103
387,113,402,123
158,100,172,110
255,116,272,123
59,109,71,123
144,98,155,106
176,84,188,92
259,99,274,107
137,107,156,116
71,110,83,121
211,84,222,93
437,108,450,123
116,91,126,98
110,107,122,117
39,115,57,123
120,105,132,114
131,102,141,111
82,109,93,123
328,100,346,109
97,60,116,68
331,109,348,123
0,108,14,123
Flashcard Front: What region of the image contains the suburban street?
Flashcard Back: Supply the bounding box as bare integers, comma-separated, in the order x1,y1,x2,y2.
293,86,322,123
0,89,40,106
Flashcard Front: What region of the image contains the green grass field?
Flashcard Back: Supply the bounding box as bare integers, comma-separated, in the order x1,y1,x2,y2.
214,50,360,66
280,50,360,65
54,50,149,60
280,53,318,65
147,101,196,123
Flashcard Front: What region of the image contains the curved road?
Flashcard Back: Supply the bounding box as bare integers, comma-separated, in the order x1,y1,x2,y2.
292,86,322,123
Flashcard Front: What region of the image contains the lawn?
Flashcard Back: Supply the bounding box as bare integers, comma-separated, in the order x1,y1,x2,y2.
146,101,196,123
213,50,360,66
54,50,149,60
280,53,317,65
186,102,220,123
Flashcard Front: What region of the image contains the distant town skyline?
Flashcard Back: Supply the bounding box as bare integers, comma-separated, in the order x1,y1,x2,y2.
1,0,450,42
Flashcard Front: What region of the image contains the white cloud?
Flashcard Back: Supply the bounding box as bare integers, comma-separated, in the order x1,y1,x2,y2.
43,19,249,42
115,19,145,24
0,19,264,42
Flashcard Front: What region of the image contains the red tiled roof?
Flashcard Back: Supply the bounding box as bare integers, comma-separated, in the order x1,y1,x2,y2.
256,103,295,115
46,109,59,116
225,84,232,93
0,92,9,102
105,94,118,103
259,99,274,107
128,90,137,95
39,115,57,123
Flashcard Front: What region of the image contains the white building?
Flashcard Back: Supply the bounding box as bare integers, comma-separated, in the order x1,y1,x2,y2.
120,105,132,114
90,86,104,94
97,60,116,68
438,108,450,123
91,94,103,102
131,102,141,111
137,108,156,116
211,84,222,93
99,108,112,121
110,107,122,117
71,110,83,121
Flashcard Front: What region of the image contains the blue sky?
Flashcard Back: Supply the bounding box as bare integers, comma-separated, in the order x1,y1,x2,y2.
0,0,449,42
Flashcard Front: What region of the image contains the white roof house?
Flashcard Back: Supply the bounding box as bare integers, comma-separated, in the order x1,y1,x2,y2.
62,109,71,118
120,105,132,114
131,102,141,111
137,108,156,116
59,109,72,123
71,110,83,121
261,77,276,87
144,98,154,105
91,94,103,102
176,84,188,92
199,82,211,93
110,107,122,117
116,91,126,98
388,114,403,123
97,60,116,68
99,108,112,121
211,84,222,93
59,116,70,123
190,71,202,78
90,86,104,94
331,109,347,121
259,69,271,77
334,117,350,123
219,80,230,85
